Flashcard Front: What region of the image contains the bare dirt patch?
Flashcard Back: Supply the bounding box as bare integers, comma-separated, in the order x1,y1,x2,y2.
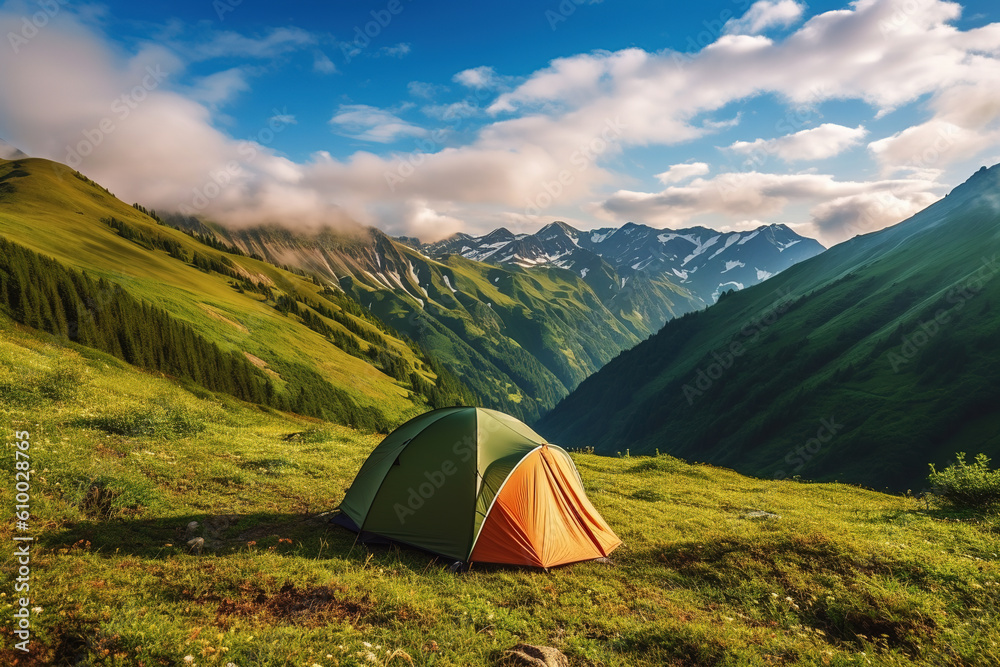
198,304,249,333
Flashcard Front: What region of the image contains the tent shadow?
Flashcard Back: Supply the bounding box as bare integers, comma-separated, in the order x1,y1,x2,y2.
36,510,443,570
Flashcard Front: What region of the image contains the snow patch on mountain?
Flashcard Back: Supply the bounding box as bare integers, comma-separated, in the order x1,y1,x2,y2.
682,235,721,266
709,234,742,259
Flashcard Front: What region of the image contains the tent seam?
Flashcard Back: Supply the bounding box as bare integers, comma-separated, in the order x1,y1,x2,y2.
467,444,544,562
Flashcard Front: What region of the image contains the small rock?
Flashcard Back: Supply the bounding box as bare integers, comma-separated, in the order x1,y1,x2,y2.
187,537,205,554
186,520,199,535
743,511,781,520
500,644,569,667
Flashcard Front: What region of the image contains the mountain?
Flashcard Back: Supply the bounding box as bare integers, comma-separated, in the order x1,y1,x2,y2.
538,164,1000,491
0,156,473,431
167,218,704,422
419,220,825,307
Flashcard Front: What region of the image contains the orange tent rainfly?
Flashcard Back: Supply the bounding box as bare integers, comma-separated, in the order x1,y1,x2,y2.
333,407,621,568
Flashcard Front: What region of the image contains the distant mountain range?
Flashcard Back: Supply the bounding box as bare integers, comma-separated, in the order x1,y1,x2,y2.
539,164,1000,491
171,220,821,423
166,220,693,422
413,220,825,308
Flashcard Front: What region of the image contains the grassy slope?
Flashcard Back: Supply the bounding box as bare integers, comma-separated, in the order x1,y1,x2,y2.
539,165,1000,491
0,157,428,423
1,317,998,666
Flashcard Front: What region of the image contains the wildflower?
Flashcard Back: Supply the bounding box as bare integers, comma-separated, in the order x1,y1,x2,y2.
784,596,794,603
770,593,778,598
183,657,194,665
363,642,372,648
32,607,42,614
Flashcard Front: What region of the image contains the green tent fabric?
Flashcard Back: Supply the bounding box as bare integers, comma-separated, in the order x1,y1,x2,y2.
334,406,621,566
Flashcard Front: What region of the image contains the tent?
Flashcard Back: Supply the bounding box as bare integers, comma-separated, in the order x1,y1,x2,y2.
333,406,621,568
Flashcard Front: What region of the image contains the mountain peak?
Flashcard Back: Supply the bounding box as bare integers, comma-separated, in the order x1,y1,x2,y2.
536,220,581,237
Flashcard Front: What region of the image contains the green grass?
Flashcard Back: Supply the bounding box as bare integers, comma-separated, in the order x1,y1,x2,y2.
2,317,998,666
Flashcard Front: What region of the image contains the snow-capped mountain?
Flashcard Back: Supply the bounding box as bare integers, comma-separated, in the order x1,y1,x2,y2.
420,220,824,305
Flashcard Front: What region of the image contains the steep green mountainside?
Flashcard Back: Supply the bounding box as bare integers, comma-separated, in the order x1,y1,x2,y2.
169,218,702,422
1,316,997,666
539,164,1000,491
0,157,471,430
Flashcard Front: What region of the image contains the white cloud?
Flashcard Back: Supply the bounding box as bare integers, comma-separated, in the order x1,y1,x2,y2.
725,0,806,35
656,162,710,184
378,43,411,58
181,27,315,60
313,51,336,74
453,66,499,89
598,171,942,243
408,81,448,99
187,68,249,108
729,124,868,162
329,104,427,143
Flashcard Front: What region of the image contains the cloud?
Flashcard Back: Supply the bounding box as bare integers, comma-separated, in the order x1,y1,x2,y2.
180,27,315,60
597,171,941,243
728,124,868,162
408,81,448,99
187,68,249,108
313,51,337,74
656,162,710,184
378,43,411,58
725,0,806,35
453,66,499,89
329,104,427,143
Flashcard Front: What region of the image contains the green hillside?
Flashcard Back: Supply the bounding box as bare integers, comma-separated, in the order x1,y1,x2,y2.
169,219,701,423
539,164,1000,491
1,316,998,666
0,157,473,431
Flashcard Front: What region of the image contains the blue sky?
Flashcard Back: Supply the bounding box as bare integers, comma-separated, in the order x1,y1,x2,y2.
1,0,999,244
